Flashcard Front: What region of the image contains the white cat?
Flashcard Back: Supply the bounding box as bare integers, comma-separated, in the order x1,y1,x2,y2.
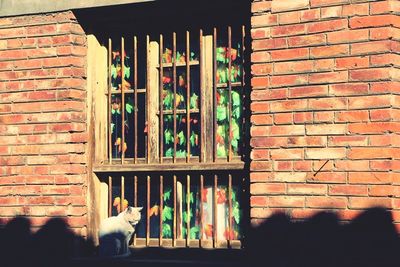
98,206,142,258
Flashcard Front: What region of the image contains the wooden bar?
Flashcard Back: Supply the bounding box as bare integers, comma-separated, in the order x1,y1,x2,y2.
108,39,112,163
228,173,233,247
227,27,232,162
159,34,164,163
134,36,138,163
121,175,125,212
213,174,218,248
173,174,177,247
173,32,177,163
186,174,190,246
146,35,151,164
121,37,126,163
159,175,164,246
199,29,204,162
133,175,137,245
199,174,204,247
186,31,191,162
108,175,112,217
146,175,150,246
213,28,217,162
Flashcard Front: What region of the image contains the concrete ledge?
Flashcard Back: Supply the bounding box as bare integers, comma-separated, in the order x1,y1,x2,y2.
0,0,154,17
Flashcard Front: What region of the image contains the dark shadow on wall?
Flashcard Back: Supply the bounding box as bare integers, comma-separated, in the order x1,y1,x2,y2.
246,207,400,267
0,208,399,267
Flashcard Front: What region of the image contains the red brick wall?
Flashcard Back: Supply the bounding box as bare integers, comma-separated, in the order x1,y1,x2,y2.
250,0,400,230
0,11,88,235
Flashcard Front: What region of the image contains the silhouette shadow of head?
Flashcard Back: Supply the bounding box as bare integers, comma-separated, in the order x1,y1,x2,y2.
0,216,32,267
246,207,399,267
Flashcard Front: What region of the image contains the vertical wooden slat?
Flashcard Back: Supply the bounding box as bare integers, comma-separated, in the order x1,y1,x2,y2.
186,174,190,246
134,36,138,163
199,29,205,163
228,173,233,247
146,35,151,164
199,174,204,247
121,175,125,212
159,34,164,163
213,174,218,248
186,31,191,162
173,174,177,247
121,37,126,163
213,28,217,162
146,175,150,246
133,175,137,246
227,27,232,162
159,175,164,246
173,32,177,163
108,175,112,217
108,39,112,163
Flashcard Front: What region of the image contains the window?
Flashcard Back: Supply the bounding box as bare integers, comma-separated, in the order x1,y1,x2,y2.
85,2,249,250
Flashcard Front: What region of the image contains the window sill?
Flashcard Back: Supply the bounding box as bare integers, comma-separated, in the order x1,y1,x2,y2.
93,161,245,172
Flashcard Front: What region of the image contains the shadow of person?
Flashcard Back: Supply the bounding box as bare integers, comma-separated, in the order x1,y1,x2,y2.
246,207,399,267
0,216,32,267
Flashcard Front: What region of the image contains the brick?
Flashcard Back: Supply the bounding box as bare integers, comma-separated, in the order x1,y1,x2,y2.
270,74,309,88
274,113,293,124
335,56,369,70
370,27,393,41
348,95,391,110
314,59,335,71
251,1,271,13
251,28,271,39
279,11,301,25
334,160,369,171
310,44,349,58
288,184,327,195
251,183,286,195
321,6,342,19
270,99,308,112
349,122,400,134
351,41,391,56
250,161,272,171
349,15,395,29
301,9,320,22
327,29,369,44
270,149,303,160
306,124,347,135
329,83,368,96
288,34,326,47
349,197,392,209
307,19,347,34
329,185,368,196
271,24,306,37
251,14,278,27
309,71,348,84
350,68,391,81
370,109,392,122
306,196,347,208
314,111,334,122
342,3,369,16
270,48,309,61
289,85,328,98
310,0,349,8
348,148,399,160
308,97,347,110
251,114,273,125
305,148,346,159
335,111,369,122
369,185,394,197
271,0,309,13
251,63,273,76
268,196,305,208
349,172,392,184
252,38,287,51
274,61,313,74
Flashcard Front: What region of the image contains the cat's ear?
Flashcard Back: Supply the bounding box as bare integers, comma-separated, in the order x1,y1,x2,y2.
126,206,133,213
136,207,143,212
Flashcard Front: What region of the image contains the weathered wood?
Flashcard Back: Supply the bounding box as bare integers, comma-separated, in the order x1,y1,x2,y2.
199,174,204,247
213,174,217,248
173,175,177,247
159,175,164,246
108,39,112,163
134,36,138,163
186,31,191,163
228,27,232,162
228,173,232,247
148,39,160,163
108,176,112,217
186,174,190,246
201,34,214,163
121,37,126,163
159,34,164,163
121,175,125,212
173,32,177,163
131,238,241,248
146,175,151,246
94,161,244,172
212,28,217,162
